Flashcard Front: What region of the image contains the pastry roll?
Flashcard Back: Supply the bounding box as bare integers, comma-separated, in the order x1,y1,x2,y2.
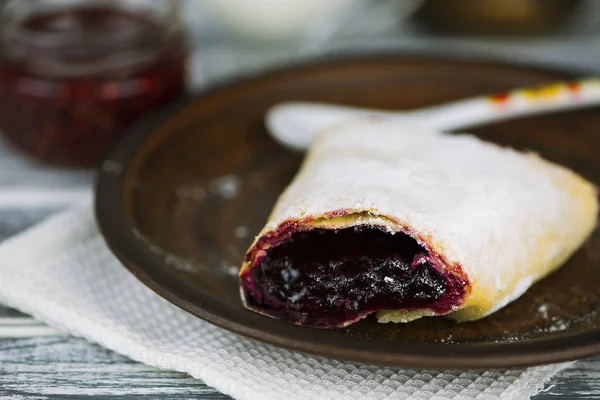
239,120,598,328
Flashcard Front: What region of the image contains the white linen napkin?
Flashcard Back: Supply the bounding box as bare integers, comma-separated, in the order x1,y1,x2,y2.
0,199,569,400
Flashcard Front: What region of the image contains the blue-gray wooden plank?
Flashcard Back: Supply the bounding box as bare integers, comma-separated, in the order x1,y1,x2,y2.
0,337,231,399
0,334,598,399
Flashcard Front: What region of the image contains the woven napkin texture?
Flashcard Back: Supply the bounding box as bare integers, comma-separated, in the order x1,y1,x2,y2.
0,200,568,400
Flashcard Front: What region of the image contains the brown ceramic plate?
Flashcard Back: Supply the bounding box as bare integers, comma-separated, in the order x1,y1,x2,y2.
96,55,600,369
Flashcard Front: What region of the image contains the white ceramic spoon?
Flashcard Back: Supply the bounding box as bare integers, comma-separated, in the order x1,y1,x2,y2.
267,79,600,151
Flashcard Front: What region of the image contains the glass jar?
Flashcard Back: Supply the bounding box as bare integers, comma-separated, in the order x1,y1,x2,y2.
0,0,188,166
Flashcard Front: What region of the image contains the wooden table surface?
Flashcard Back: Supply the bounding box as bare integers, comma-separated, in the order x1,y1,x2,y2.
1,302,599,399
3,2,600,397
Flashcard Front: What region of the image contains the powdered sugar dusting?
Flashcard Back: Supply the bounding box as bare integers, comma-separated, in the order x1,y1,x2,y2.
221,260,240,277
225,264,240,277
102,160,123,175
132,228,203,273
176,185,207,201
211,175,240,199
235,226,249,239
546,319,569,333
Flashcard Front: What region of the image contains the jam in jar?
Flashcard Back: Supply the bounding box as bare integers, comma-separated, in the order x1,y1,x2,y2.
0,0,188,166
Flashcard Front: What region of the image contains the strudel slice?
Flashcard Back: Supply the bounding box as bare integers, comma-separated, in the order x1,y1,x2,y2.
240,120,598,328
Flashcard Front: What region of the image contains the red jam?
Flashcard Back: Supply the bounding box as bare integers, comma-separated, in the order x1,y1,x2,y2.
0,6,188,166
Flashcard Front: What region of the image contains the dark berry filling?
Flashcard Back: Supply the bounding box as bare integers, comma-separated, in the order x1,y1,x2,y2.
241,227,466,328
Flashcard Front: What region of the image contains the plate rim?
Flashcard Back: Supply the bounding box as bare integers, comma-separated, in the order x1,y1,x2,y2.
95,53,600,369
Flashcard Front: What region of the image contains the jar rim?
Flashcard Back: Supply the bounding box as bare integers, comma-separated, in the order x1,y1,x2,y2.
0,0,186,78
0,0,182,53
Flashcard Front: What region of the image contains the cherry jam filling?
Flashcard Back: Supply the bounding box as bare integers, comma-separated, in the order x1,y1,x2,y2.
242,227,465,328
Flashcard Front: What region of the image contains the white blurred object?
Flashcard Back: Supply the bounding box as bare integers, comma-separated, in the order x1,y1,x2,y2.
202,0,354,41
